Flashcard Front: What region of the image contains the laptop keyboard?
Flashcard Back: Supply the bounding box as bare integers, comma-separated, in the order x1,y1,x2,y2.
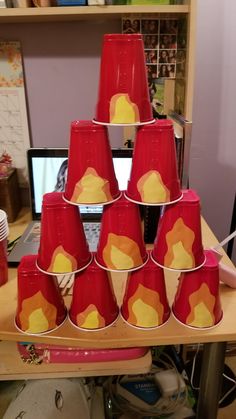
83,222,101,252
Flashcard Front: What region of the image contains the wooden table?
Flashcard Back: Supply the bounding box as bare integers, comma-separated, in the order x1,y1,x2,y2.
3,208,236,418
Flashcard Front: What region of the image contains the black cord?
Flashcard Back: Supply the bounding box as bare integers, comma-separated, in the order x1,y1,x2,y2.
227,193,236,259
7,236,21,253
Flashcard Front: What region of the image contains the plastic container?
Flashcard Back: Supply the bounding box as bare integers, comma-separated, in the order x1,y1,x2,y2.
151,189,205,271
95,193,148,271
121,254,170,329
69,258,119,331
172,249,223,329
125,120,182,205
94,34,154,125
15,255,67,335
64,121,120,205
37,192,91,275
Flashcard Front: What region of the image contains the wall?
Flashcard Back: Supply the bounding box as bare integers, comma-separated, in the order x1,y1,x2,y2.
0,20,123,149
190,0,236,262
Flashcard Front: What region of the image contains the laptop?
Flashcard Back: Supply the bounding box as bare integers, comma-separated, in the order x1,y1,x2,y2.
8,147,133,265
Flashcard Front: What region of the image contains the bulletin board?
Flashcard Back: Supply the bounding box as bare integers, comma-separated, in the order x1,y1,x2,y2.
0,41,31,186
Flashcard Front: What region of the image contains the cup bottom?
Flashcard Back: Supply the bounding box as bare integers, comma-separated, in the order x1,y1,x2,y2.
150,252,207,273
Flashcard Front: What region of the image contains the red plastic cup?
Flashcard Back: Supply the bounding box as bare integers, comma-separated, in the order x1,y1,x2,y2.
64,121,120,205
69,258,119,331
95,193,148,271
121,255,170,329
172,249,223,329
0,237,8,286
125,120,182,205
151,189,205,271
37,192,92,275
94,34,154,125
15,255,67,335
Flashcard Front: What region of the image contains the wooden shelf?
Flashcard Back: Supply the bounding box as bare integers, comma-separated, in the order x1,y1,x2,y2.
0,5,189,23
1,269,236,349
0,341,152,380
3,217,236,349
5,209,236,390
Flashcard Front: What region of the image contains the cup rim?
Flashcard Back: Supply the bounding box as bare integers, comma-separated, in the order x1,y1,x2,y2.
120,309,171,331
150,251,207,273
62,191,122,207
0,221,8,228
0,209,7,222
0,227,8,232
14,311,68,336
94,252,149,273
92,118,156,127
0,232,8,240
171,307,223,331
68,310,119,332
36,253,93,277
0,225,8,232
124,191,183,206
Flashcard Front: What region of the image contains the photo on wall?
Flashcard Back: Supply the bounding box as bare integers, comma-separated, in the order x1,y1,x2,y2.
122,17,187,117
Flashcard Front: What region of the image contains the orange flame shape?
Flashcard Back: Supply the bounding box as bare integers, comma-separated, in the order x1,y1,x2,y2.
76,304,106,329
103,233,143,270
71,167,112,204
110,93,140,124
137,170,170,203
19,291,57,333
164,218,195,269
48,245,77,273
186,283,216,328
127,283,164,328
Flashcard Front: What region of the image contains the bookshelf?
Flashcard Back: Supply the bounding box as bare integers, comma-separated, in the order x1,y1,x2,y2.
0,5,190,23
1,0,198,368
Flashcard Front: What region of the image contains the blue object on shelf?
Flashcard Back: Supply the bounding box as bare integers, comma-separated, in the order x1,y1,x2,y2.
56,0,87,5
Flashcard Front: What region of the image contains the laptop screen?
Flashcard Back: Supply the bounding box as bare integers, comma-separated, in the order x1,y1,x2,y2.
27,148,133,221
